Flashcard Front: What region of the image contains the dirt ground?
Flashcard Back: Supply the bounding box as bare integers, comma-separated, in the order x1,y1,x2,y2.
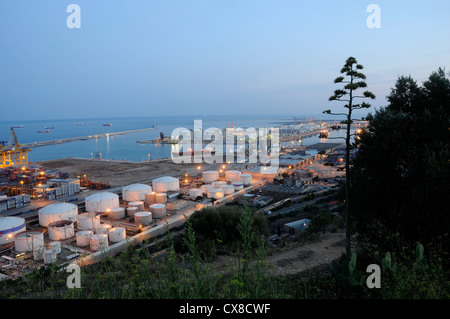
211,232,346,276
38,157,235,187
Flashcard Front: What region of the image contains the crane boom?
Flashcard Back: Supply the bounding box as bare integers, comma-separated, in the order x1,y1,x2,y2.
10,127,19,147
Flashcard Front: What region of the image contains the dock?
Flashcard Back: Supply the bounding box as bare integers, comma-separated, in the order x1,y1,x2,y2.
22,127,157,148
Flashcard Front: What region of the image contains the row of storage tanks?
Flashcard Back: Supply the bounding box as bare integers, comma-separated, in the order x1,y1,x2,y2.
0,172,249,263
0,177,182,262
197,170,252,200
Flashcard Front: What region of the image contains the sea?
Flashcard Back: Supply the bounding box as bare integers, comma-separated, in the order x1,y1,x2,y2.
0,114,350,163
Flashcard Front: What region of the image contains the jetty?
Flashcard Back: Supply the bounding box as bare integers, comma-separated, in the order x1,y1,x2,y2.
22,126,157,148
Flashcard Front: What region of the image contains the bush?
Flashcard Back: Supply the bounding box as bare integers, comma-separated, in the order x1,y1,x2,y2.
189,206,268,257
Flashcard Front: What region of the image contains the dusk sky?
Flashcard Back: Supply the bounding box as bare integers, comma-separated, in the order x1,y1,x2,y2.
1,0,449,121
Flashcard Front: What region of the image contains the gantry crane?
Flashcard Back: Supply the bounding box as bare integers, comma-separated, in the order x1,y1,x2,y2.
0,128,30,169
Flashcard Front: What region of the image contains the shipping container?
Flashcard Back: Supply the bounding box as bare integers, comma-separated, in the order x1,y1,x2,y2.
7,199,15,209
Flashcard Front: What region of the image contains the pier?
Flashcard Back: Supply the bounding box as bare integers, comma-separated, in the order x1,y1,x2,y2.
22,126,157,148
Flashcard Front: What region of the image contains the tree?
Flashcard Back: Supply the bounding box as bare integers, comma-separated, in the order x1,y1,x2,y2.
350,68,450,261
323,57,376,257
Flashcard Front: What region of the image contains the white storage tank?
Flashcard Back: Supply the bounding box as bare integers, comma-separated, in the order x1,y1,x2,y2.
48,220,75,241
225,170,242,182
14,231,44,252
149,204,166,219
201,184,214,194
152,176,180,192
85,192,119,213
108,227,126,243
43,249,57,264
38,203,78,227
122,184,152,202
154,193,167,205
232,182,244,191
202,171,219,183
222,185,235,195
134,211,152,225
90,234,109,251
77,212,100,230
144,192,156,206
95,223,112,235
0,217,26,246
207,189,224,199
128,201,145,211
189,188,203,200
76,230,93,247
212,181,227,188
49,241,61,254
239,174,252,185
127,206,138,217
108,207,126,219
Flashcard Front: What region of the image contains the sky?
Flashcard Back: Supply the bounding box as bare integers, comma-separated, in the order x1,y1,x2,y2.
0,0,449,121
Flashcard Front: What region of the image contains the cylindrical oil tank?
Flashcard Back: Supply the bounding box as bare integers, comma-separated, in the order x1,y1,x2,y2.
149,204,166,219
225,170,242,182
188,188,203,200
152,176,180,193
76,230,93,247
201,184,214,194
49,241,61,254
202,171,219,183
33,246,45,260
144,192,156,206
43,249,57,264
232,182,244,190
134,211,152,225
108,207,125,219
85,192,119,213
0,217,26,246
154,193,167,205
212,181,227,188
207,189,224,199
127,206,138,217
108,227,126,243
239,174,252,185
222,185,235,195
122,184,152,202
90,234,109,251
95,223,112,235
14,230,44,252
128,201,145,211
77,212,100,230
38,203,78,227
48,220,75,241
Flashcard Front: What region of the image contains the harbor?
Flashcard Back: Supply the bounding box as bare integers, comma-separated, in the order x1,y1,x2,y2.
22,126,157,149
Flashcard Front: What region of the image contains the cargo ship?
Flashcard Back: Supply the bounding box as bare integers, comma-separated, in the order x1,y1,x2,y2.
75,123,84,126
37,130,50,133
103,123,112,126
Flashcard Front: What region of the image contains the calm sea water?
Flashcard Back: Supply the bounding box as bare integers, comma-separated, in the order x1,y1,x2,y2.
0,114,348,162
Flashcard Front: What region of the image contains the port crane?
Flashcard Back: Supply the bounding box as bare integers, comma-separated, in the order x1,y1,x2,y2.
0,128,30,169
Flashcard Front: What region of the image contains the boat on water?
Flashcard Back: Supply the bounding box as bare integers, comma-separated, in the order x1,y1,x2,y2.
37,130,50,133
75,123,84,126
319,129,329,138
45,126,55,129
11,125,24,128
103,123,112,126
